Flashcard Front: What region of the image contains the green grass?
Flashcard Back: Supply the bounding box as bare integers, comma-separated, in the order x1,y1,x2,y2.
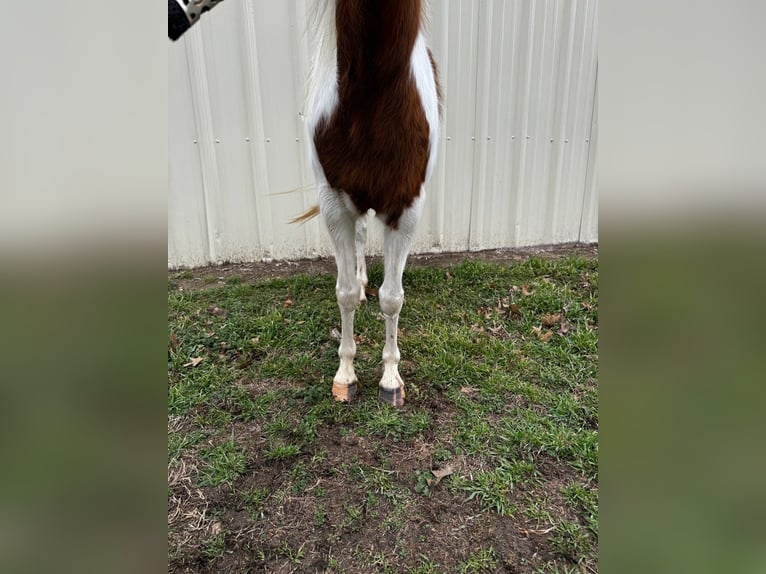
458,546,499,573
168,256,598,571
551,519,592,563
197,435,246,487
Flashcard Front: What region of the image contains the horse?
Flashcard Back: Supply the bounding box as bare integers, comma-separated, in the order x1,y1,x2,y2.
301,0,441,406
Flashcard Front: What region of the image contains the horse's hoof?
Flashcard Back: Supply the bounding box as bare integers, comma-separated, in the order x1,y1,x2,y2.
332,381,358,402
378,386,405,407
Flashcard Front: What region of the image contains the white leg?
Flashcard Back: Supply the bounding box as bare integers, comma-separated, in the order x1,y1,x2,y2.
355,213,368,302
319,187,361,402
377,193,425,406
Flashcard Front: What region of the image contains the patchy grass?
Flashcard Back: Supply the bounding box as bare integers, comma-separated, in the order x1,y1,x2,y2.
168,254,598,573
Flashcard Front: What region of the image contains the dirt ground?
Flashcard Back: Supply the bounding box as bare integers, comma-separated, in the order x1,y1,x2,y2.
170,411,591,573
169,243,597,291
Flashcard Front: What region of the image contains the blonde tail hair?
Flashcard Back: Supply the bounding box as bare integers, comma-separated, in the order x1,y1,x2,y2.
290,204,320,224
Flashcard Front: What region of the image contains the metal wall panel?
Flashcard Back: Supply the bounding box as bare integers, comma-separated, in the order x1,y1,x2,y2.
169,0,598,267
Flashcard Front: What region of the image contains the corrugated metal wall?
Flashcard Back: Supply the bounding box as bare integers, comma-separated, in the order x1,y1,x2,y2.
169,0,598,268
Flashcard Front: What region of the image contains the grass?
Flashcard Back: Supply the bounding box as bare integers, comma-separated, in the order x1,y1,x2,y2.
459,547,499,573
168,255,598,573
197,435,246,487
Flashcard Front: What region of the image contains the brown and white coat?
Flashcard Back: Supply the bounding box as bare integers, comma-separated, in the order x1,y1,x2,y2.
305,0,441,406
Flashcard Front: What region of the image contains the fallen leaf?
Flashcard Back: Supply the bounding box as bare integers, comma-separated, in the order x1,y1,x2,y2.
541,313,564,327
183,356,204,367
532,326,553,342
558,321,570,335
430,465,454,485
460,386,479,395
208,305,226,316
366,287,378,298
251,337,260,345
210,521,222,536
168,334,179,351
510,304,522,319
488,324,506,337
283,299,293,308
522,285,534,296
330,328,341,341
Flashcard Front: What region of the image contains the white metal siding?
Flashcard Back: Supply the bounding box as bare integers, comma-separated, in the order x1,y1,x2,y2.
169,0,598,268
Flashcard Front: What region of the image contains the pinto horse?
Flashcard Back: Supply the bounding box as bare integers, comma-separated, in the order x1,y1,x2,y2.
302,0,441,406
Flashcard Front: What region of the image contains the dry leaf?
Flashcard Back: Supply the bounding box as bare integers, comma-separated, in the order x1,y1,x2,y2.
430,465,454,485
541,313,564,327
283,299,293,308
558,321,570,335
522,285,533,296
532,326,554,342
210,521,222,536
510,304,522,319
208,305,226,316
183,356,204,367
330,328,341,341
251,337,260,345
460,386,479,395
168,334,179,351
488,324,506,337
366,287,378,298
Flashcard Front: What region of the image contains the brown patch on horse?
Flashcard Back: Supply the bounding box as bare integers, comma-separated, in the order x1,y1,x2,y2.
313,0,431,229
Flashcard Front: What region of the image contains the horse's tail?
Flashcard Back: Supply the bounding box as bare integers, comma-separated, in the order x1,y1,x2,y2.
290,204,320,224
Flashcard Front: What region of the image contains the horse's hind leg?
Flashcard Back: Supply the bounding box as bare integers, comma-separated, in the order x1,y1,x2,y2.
377,193,425,407
320,187,362,402
355,212,369,302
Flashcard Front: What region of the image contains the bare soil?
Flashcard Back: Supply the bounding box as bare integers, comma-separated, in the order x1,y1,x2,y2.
169,394,593,574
